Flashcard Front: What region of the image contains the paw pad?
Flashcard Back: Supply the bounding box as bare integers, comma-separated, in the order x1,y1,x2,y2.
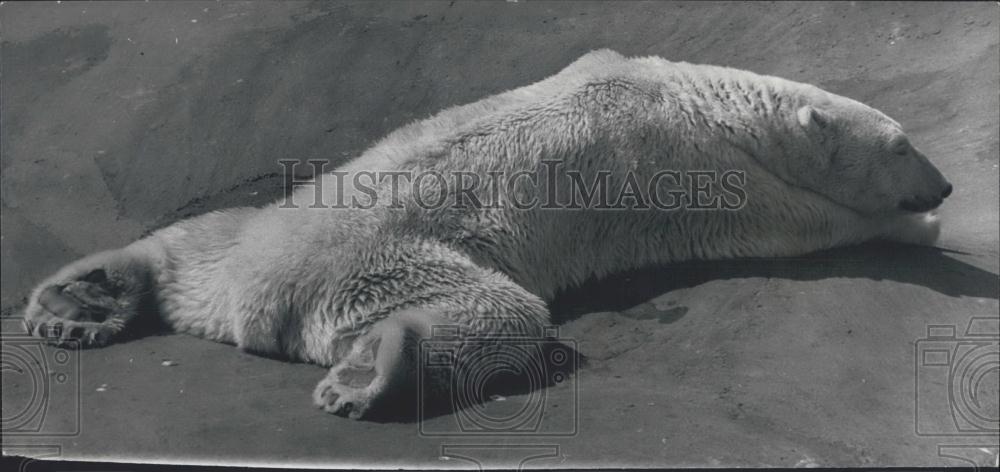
313,376,373,420
27,279,130,348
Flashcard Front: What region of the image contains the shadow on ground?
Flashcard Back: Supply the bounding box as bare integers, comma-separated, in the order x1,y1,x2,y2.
552,244,1000,325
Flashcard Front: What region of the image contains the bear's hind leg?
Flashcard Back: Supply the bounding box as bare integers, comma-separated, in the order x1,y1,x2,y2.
313,309,448,420
313,295,551,419
24,240,162,347
312,240,552,420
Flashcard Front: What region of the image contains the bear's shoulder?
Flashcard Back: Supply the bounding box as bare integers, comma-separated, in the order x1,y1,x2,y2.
557,49,631,76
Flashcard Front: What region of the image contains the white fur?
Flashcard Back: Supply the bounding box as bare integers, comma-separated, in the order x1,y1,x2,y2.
23,50,950,417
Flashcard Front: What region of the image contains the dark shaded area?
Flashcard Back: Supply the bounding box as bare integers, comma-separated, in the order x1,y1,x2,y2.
551,243,1000,324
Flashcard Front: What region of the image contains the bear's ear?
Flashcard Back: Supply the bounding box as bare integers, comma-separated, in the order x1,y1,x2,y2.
797,105,830,130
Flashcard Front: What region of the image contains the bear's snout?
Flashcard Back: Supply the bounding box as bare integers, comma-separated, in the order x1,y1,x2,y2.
898,182,952,213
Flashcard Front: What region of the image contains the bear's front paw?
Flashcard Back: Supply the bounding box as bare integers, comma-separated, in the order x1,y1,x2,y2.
883,211,942,246
312,370,377,420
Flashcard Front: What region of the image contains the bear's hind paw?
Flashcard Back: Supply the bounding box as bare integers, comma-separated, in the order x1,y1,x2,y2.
26,276,136,347
28,315,121,348
312,372,377,420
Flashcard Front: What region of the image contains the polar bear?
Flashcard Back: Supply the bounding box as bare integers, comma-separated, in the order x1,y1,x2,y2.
21,49,951,419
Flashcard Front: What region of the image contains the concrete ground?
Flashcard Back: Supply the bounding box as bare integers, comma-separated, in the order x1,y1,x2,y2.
2,1,997,468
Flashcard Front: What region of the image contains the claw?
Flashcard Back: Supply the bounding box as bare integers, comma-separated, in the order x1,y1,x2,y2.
313,376,373,420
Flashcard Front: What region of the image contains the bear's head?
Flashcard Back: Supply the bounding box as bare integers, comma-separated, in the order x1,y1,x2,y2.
778,92,952,217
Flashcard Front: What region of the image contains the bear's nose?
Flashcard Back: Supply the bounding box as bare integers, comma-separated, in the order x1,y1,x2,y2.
941,183,953,199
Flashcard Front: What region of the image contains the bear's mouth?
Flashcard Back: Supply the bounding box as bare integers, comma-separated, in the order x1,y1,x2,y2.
898,195,944,213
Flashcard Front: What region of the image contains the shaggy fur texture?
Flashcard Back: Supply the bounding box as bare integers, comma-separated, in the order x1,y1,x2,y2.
23,49,951,419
